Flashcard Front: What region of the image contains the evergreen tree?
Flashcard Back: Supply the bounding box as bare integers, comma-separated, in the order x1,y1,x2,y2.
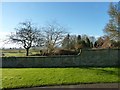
75,35,82,50
62,34,70,50
85,37,91,48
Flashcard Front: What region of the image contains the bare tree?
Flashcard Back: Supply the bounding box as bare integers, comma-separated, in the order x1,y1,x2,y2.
42,21,67,54
9,21,43,56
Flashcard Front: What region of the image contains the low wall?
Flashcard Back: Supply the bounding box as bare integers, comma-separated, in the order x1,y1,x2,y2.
2,49,119,68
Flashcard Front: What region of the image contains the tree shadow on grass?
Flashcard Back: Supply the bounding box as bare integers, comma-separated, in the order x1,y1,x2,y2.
87,67,119,77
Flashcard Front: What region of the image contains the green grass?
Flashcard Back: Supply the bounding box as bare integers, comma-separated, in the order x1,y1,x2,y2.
1,67,119,89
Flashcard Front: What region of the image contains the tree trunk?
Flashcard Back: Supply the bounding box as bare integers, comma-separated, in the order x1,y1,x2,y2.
26,48,29,56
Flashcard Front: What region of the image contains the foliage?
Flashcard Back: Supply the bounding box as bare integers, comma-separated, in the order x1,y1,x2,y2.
94,35,119,48
62,34,71,50
85,37,91,48
94,37,104,48
104,3,120,41
111,40,120,48
54,49,78,55
62,34,93,50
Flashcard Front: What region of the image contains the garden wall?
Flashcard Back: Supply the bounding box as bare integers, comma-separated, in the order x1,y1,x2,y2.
2,49,119,68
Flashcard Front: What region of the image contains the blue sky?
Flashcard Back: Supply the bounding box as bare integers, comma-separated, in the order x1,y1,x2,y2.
1,2,112,48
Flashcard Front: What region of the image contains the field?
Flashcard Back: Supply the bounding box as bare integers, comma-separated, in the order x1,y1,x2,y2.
1,67,119,89
1,49,40,57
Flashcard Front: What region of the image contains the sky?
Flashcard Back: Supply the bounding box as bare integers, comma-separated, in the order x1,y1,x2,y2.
0,2,113,48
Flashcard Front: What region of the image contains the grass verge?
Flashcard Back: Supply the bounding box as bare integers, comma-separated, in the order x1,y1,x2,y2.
1,67,119,89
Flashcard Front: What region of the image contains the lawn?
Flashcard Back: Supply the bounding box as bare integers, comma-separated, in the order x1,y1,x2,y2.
1,67,119,89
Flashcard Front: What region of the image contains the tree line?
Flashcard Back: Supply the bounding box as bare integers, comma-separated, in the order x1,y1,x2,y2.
8,3,120,56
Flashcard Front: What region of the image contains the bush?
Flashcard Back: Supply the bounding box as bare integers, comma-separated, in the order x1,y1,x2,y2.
54,49,78,55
